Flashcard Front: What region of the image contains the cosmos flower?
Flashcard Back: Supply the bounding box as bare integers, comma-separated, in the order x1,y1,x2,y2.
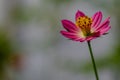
60,10,111,42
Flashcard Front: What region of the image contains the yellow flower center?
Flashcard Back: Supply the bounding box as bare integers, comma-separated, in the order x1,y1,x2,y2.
76,16,92,36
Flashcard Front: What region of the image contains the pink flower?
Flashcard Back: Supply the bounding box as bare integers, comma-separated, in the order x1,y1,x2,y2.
60,10,111,42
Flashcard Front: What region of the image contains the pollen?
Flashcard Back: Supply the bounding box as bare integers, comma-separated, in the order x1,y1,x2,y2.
76,16,92,36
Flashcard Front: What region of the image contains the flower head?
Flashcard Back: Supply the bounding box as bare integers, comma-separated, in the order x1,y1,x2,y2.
60,10,111,42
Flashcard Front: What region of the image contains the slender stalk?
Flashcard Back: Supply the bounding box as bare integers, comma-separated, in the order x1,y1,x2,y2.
87,41,99,80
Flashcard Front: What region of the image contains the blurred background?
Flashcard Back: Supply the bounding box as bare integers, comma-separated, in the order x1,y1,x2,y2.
0,0,119,80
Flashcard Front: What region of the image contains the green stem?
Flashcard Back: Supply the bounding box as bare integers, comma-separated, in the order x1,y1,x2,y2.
87,41,99,80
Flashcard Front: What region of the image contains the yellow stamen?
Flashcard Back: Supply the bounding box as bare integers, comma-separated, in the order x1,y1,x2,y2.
76,16,92,36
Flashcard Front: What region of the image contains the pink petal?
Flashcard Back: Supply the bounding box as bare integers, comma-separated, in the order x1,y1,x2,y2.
61,31,79,39
61,20,79,32
86,37,95,41
95,17,110,32
75,10,85,21
86,32,100,41
74,37,86,42
86,36,98,41
79,39,86,42
91,11,102,29
60,31,85,41
100,26,111,35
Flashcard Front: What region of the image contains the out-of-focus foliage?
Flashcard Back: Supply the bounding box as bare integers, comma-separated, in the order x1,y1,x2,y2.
0,29,23,80
10,6,30,23
0,31,12,79
44,0,73,6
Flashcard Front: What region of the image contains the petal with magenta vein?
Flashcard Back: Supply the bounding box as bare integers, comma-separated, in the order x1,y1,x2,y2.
61,20,78,32
91,11,102,29
75,10,85,21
